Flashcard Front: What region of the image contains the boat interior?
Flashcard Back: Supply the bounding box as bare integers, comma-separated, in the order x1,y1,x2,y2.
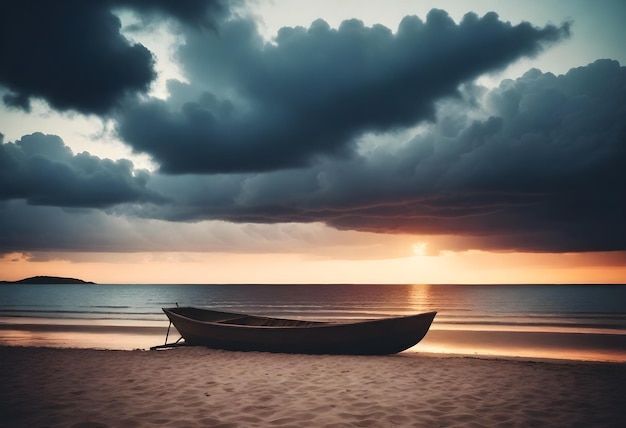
168,306,327,327
220,316,326,327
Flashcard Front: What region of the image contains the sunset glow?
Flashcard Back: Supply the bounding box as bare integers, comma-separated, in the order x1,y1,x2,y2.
2,249,624,284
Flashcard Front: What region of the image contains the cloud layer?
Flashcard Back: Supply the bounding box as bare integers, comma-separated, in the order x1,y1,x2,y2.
0,0,231,114
0,4,623,256
0,133,162,207
117,10,569,173
141,60,626,252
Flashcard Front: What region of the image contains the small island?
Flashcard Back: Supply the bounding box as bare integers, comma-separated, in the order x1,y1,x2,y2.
0,276,96,285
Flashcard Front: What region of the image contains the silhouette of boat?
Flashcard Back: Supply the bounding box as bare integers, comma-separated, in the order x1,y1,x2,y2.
159,306,436,355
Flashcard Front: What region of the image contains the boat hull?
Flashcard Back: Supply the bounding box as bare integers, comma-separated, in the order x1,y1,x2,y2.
162,307,436,355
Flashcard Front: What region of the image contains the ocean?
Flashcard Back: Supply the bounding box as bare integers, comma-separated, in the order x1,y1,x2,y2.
0,283,624,362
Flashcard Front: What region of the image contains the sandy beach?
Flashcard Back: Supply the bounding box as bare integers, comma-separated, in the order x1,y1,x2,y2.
1,346,624,427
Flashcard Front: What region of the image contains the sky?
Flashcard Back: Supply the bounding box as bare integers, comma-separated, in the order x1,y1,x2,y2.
0,0,625,284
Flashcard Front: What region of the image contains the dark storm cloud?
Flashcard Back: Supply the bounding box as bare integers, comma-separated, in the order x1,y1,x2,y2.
2,3,622,256
0,132,163,207
1,61,623,254
117,10,569,173
111,0,234,30
0,0,232,114
141,60,625,253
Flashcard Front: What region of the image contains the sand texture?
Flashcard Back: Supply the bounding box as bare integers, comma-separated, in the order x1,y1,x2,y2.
1,346,624,427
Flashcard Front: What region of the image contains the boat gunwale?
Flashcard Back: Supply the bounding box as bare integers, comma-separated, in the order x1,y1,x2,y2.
163,307,438,330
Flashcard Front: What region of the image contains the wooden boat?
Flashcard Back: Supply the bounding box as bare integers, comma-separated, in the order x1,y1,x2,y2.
161,307,437,355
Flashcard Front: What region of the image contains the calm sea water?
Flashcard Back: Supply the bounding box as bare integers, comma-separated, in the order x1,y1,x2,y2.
1,283,625,361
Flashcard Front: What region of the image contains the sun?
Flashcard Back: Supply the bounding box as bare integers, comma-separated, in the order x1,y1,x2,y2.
412,242,428,256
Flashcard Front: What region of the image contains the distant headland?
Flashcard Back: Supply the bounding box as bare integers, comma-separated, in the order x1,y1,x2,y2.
0,276,96,285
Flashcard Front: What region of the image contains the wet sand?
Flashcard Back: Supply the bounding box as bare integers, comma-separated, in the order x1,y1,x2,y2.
2,318,625,362
1,346,624,427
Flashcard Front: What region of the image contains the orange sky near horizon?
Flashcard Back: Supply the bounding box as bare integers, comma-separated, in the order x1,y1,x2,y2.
2,250,624,284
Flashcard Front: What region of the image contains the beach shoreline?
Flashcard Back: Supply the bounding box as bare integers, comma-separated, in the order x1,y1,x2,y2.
1,345,624,427
2,317,625,363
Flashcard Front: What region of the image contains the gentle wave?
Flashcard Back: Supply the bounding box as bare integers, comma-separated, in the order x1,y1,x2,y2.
1,283,625,359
